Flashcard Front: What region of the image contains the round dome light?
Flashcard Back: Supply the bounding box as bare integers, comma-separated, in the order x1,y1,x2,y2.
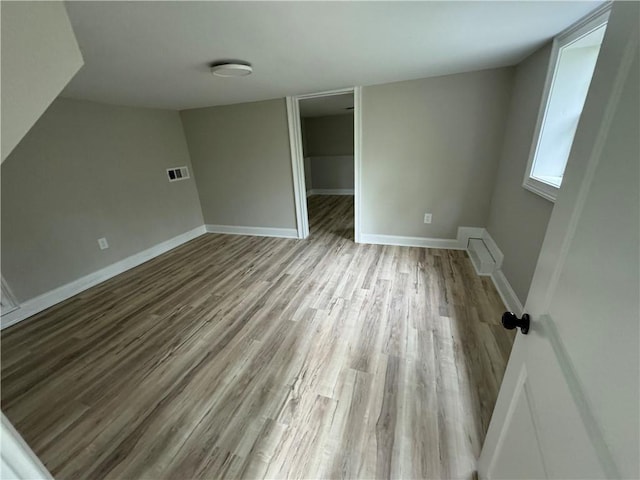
210,63,253,77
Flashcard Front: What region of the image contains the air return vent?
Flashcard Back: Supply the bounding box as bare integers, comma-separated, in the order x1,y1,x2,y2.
467,238,497,276
167,166,190,182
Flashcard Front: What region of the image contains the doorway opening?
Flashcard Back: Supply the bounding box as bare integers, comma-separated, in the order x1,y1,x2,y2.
286,88,362,241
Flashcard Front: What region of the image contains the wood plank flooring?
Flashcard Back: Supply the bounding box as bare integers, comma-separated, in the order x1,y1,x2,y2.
1,195,515,479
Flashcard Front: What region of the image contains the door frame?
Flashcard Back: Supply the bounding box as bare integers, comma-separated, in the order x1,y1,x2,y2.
285,87,362,241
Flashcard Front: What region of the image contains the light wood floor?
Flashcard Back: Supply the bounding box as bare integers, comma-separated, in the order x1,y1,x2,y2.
1,195,514,480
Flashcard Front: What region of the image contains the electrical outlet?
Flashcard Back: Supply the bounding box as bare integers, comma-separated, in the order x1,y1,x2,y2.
424,213,432,224
98,237,109,250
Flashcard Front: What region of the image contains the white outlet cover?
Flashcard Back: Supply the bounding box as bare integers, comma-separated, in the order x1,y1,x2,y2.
424,213,432,224
98,237,109,250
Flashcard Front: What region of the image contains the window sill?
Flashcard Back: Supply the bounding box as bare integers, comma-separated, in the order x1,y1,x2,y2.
534,174,562,188
523,177,558,203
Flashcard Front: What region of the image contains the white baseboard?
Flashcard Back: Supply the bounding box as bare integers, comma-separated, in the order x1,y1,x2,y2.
491,268,524,316
206,224,298,239
458,228,522,313
456,227,485,249
1,221,523,329
307,188,354,196
0,225,207,330
359,233,462,250
467,238,496,277
481,229,504,269
360,226,493,250
458,227,504,275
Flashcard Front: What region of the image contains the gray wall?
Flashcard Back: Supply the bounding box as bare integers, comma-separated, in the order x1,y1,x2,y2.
180,99,296,229
1,98,204,302
302,114,354,191
486,45,555,305
361,68,514,238
302,114,354,156
308,156,354,191
1,1,83,161
304,157,312,193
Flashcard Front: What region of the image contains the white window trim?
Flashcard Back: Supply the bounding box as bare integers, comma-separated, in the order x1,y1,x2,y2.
523,2,611,203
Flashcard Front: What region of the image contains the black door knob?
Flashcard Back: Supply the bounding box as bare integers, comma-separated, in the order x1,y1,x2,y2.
502,312,530,334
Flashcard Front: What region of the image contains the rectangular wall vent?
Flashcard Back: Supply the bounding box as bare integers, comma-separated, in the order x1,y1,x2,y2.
467,237,497,276
167,166,190,182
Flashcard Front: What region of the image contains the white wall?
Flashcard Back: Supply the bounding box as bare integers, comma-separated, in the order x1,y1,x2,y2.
361,68,514,239
1,98,204,302
1,1,83,162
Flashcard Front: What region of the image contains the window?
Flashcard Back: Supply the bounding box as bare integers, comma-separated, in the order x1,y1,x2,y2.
523,6,609,202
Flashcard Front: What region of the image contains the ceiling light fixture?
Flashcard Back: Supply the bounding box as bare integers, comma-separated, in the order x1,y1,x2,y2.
210,62,253,78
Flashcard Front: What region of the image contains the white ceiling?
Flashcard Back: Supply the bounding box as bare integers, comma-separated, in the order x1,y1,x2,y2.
299,94,354,118
62,1,603,111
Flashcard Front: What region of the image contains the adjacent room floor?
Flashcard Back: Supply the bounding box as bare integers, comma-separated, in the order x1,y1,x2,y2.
1,195,515,479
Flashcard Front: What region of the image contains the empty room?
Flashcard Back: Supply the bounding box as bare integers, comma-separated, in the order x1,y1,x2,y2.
1,2,638,479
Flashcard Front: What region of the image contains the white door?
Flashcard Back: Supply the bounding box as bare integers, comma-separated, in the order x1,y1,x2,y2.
479,3,639,479
0,413,53,480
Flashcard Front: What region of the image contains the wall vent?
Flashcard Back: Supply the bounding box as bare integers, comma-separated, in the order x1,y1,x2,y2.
167,166,190,182
467,237,497,276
